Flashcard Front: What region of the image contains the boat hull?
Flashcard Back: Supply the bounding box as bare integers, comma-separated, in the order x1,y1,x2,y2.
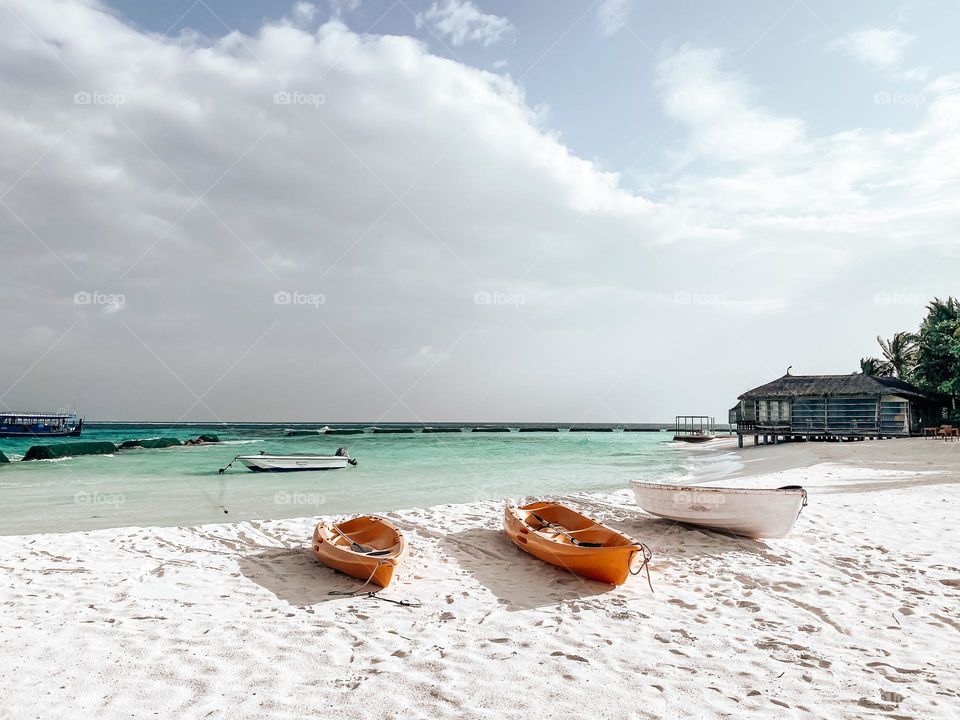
238,455,349,472
312,516,407,588
630,481,806,538
0,414,83,438
503,502,645,586
0,428,82,438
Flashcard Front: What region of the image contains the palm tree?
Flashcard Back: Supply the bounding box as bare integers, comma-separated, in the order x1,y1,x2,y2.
860,357,892,376
925,296,959,325
876,332,918,379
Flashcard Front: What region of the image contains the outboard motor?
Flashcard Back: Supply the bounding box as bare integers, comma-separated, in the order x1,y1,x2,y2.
335,447,358,466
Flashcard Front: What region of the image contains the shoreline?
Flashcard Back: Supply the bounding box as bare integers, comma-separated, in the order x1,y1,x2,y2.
2,438,958,718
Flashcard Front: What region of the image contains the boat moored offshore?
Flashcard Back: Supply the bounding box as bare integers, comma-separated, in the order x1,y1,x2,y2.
219,448,358,473
0,411,83,438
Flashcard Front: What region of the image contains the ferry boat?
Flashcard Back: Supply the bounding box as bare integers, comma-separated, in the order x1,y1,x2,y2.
0,412,83,438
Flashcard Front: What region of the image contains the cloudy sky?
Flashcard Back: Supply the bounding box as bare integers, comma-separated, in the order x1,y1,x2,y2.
1,0,957,422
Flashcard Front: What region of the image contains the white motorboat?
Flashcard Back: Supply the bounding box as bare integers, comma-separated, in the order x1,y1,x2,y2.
630,481,807,538
219,449,357,473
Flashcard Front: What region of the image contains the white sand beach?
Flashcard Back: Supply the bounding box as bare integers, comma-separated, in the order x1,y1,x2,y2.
2,438,959,719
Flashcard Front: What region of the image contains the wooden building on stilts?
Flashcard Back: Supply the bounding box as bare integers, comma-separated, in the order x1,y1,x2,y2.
729,372,939,447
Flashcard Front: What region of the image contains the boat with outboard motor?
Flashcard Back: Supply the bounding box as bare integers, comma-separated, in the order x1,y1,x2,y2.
218,448,357,473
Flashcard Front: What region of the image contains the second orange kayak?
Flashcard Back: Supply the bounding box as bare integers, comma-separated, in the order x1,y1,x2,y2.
504,501,651,586
312,515,407,588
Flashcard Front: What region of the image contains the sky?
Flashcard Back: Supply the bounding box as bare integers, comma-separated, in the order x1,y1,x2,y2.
0,0,957,422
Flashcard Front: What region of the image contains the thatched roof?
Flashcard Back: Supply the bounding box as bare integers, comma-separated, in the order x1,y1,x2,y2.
739,374,928,400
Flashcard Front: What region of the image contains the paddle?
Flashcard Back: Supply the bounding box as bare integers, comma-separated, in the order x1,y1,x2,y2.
330,524,392,556
529,511,604,547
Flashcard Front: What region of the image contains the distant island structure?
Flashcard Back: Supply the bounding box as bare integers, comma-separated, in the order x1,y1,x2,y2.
729,373,940,447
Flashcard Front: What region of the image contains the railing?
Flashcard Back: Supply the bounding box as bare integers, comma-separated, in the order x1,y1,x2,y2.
736,420,890,434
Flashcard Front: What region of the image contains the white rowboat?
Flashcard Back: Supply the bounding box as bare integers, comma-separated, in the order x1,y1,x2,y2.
630,481,807,538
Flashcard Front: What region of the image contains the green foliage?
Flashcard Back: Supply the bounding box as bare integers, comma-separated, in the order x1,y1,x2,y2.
861,297,959,415
859,357,892,376
913,297,960,399
876,331,918,379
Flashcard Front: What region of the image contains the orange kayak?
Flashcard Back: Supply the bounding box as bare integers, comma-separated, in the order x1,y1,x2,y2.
312,515,407,588
504,501,651,586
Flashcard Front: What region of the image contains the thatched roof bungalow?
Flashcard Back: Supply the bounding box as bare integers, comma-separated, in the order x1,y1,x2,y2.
730,373,939,446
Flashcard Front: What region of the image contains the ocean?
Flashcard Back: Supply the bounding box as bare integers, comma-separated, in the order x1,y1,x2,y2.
0,423,740,535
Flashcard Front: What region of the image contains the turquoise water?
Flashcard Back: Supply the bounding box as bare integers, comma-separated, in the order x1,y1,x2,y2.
0,424,734,535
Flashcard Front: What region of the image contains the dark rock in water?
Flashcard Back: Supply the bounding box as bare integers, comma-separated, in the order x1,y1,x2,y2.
373,428,416,434
23,441,118,461
569,427,614,432
422,427,462,433
118,437,183,450
0,450,8,463
519,427,560,432
183,434,222,446
471,427,510,432
325,429,365,435
623,428,664,432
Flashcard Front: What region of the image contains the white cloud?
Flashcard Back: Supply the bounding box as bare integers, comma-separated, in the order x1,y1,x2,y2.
656,45,806,162
327,0,361,17
831,27,927,81
292,2,318,25
415,0,514,47
596,0,633,37
0,0,677,420
832,28,914,69
654,43,960,231
1,3,959,421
